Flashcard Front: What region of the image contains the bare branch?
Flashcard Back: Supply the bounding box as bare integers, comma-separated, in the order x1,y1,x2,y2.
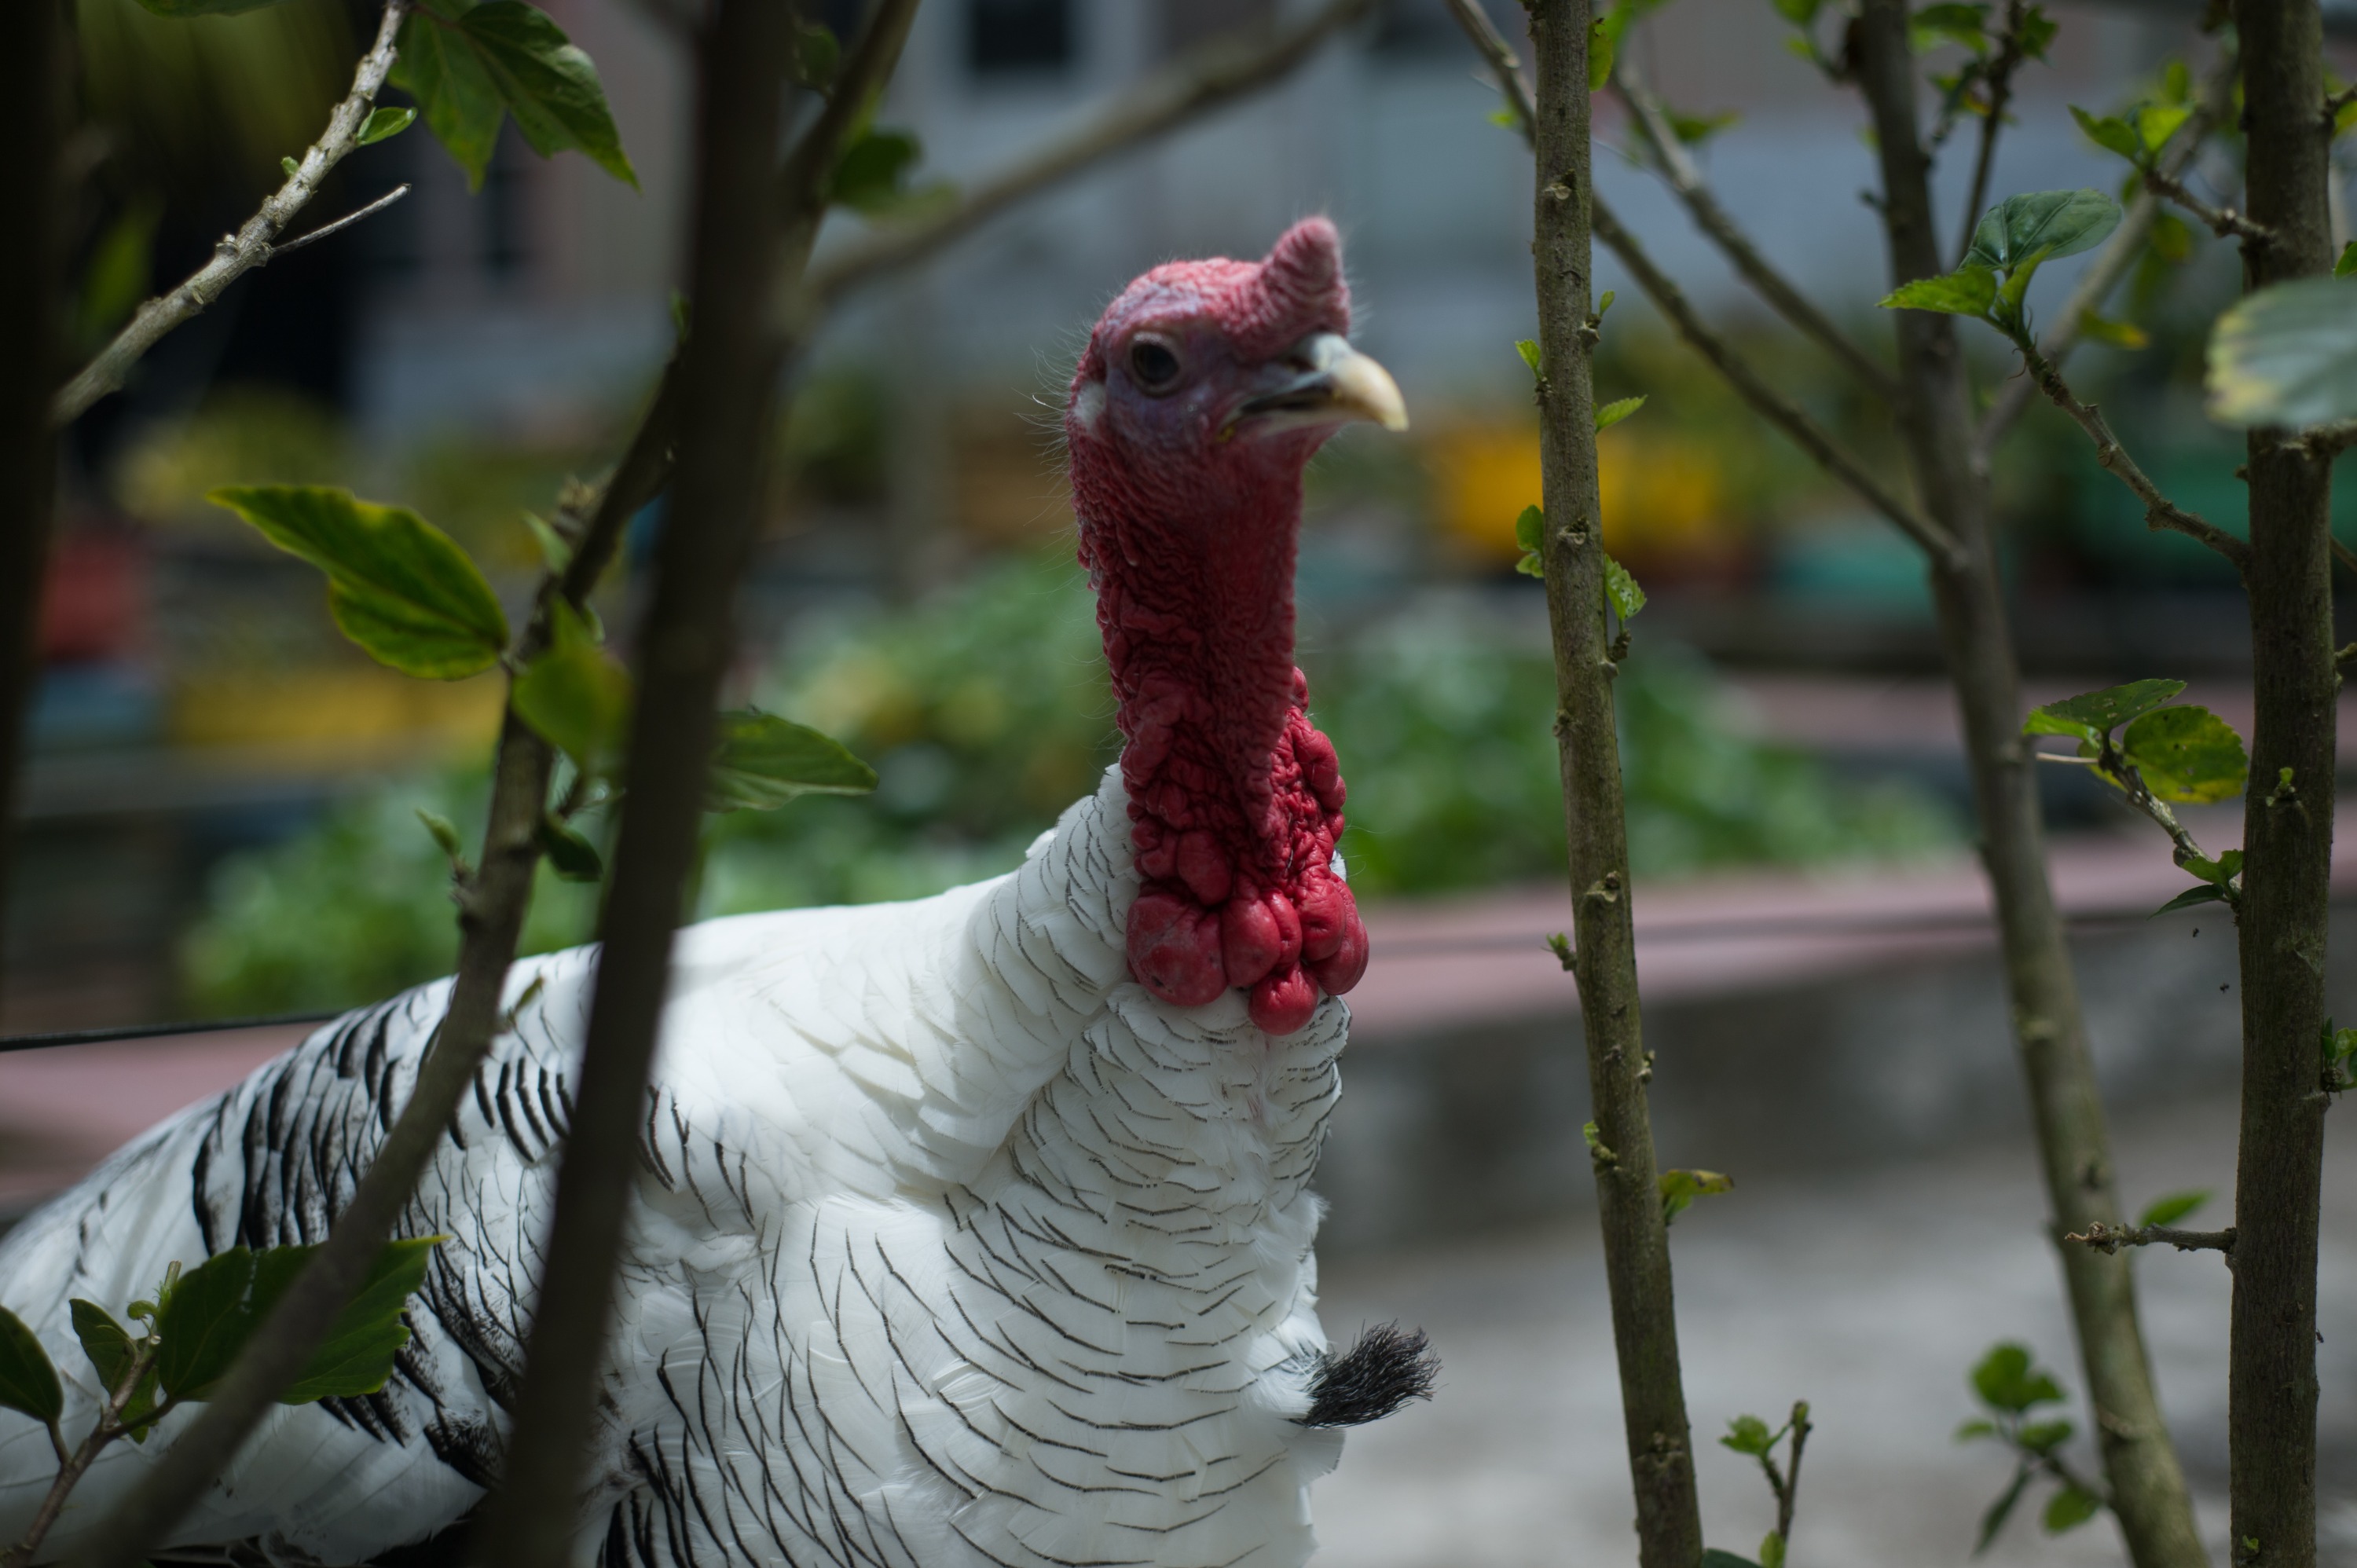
2011,339,2250,572
2066,1220,2238,1255
1446,0,1961,570
2145,165,2272,244
1613,68,1901,403
1976,47,2238,459
1952,0,2034,269
802,0,1374,315
50,0,410,427
269,182,411,257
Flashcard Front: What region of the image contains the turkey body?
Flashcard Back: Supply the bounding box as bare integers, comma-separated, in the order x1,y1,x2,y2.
0,768,1351,1567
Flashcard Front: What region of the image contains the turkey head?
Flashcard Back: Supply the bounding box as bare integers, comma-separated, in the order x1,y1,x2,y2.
1064,218,1407,1036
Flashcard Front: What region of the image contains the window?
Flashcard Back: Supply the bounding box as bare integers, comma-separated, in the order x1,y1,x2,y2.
1158,0,1273,57
968,0,1071,74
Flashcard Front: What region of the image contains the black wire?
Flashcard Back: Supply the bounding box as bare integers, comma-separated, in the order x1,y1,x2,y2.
0,1011,342,1055
0,903,2192,1054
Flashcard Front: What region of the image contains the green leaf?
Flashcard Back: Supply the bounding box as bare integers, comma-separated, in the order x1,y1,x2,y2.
706,709,877,812
1589,14,1615,89
1770,0,1820,22
2120,705,2248,804
2180,848,2242,885
460,2,637,186
1668,109,1739,145
264,1236,442,1404
1595,395,1647,431
416,808,465,863
69,1301,159,1439
2153,883,2233,916
2070,105,2142,161
537,815,603,881
73,197,160,354
208,487,509,679
2149,211,2194,264
2136,102,2192,153
1879,266,1999,317
2021,679,2185,744
1516,339,1543,377
511,601,633,775
394,2,636,189
1964,189,2122,271
1721,1413,1775,1455
1604,553,1648,623
521,511,574,575
792,19,839,87
358,106,416,146
1970,1342,2064,1414
2015,5,2057,58
1514,504,1545,555
2338,241,2357,279
0,1306,62,1426
1758,1532,1786,1568
390,9,507,189
1955,1417,1999,1441
1596,290,1616,320
156,1248,261,1401
1660,1167,1732,1225
829,128,924,214
1910,2,1989,52
2044,1486,2105,1534
2077,310,2150,350
2138,1189,2210,1229
2209,276,2357,428
2017,1416,2074,1455
1976,1467,2033,1555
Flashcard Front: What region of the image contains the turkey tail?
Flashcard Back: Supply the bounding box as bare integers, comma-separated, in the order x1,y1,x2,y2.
1298,1323,1438,1427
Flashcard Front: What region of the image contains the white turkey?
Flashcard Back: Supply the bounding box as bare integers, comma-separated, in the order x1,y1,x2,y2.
0,216,1431,1567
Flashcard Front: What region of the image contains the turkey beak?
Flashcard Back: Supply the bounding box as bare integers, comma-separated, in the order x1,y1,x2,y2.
1232,333,1409,436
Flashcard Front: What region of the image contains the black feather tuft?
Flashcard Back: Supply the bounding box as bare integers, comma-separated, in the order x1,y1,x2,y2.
1298,1322,1439,1427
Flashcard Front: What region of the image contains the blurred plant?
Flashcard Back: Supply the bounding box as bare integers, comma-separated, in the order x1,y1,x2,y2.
74,0,354,203
1702,1402,1813,1568
779,367,893,508
184,551,1959,1015
113,385,351,526
1956,1343,2108,1553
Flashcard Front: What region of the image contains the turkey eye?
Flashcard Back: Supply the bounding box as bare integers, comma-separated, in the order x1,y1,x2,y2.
1129,339,1182,392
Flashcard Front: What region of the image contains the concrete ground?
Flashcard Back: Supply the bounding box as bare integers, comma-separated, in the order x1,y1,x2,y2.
1311,1092,2357,1568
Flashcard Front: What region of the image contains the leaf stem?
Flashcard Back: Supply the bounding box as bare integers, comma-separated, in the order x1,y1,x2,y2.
49,0,412,427
5,1342,162,1568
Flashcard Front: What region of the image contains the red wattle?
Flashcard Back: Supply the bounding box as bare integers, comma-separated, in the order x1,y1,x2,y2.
1127,890,1227,1006
1297,874,1352,964
1306,903,1368,995
1248,965,1319,1035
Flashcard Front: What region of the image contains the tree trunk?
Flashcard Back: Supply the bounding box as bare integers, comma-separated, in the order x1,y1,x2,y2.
1850,5,2209,1564
1529,5,1704,1564
0,0,62,1022
2228,4,2333,1563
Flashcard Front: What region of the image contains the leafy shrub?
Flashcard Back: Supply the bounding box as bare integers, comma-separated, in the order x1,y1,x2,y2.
181,552,1956,1015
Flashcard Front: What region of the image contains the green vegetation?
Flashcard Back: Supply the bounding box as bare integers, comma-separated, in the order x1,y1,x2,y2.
183,551,1954,1017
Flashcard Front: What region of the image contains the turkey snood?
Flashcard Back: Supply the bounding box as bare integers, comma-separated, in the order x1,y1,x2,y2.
1066,218,1402,1036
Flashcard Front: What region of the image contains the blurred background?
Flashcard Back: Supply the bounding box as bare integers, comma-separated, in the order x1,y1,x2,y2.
8,0,2357,1561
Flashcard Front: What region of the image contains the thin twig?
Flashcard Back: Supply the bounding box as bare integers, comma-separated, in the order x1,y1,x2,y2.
1612,67,1901,403
2066,1220,2238,1255
6,1343,164,1568
50,0,410,427
1952,0,2033,270
1775,1401,1813,1542
1975,47,2238,459
2014,339,2250,571
2144,164,2272,245
469,2,915,1562
2326,83,2357,125
803,0,1373,314
270,183,411,257
1446,0,1963,571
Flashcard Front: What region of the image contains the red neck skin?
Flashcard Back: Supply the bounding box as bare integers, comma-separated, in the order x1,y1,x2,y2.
1071,431,1368,1037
